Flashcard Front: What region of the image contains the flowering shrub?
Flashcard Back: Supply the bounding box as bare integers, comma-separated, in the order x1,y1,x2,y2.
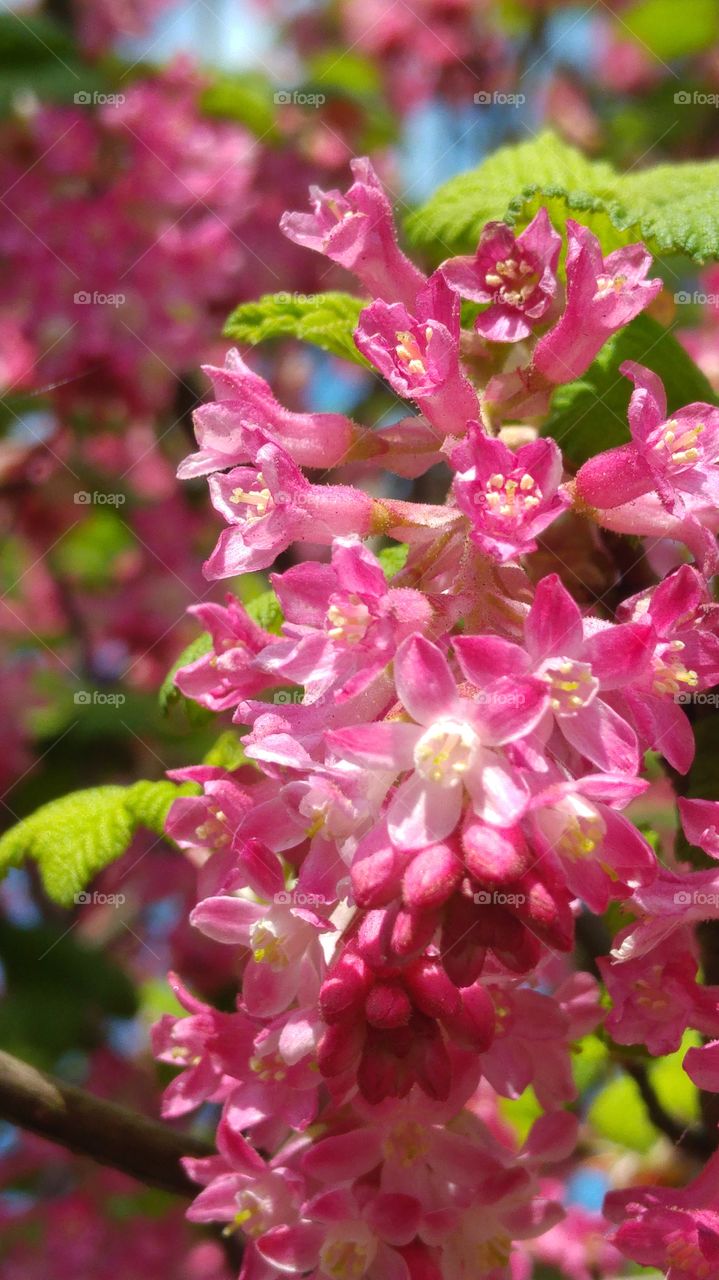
145,157,719,1276
6,4,719,1268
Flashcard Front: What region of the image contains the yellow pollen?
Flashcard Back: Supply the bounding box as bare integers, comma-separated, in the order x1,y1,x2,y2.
383,1120,429,1167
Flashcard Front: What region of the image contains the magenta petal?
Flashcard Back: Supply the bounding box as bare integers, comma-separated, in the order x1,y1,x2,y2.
583,621,651,686
388,775,462,849
525,574,583,660
189,896,262,944
474,676,548,744
454,635,529,685
560,699,639,774
257,1223,324,1271
684,1040,719,1091
394,633,458,725
303,1131,382,1182
328,721,419,770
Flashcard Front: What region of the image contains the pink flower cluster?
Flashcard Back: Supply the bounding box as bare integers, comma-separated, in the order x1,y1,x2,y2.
159,159,719,1278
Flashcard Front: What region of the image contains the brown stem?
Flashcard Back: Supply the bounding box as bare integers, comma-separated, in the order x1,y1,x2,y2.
0,1049,213,1197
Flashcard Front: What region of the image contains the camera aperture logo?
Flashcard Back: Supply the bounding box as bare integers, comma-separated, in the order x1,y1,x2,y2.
74,290,125,308
273,89,326,108
74,491,125,506
274,890,328,906
474,889,526,906
74,891,126,906
74,689,126,707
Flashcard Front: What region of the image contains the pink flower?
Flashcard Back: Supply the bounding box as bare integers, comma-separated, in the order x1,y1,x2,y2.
178,349,360,477
190,885,332,1018
280,157,426,309
329,633,547,848
353,273,479,433
600,930,719,1055
151,974,252,1118
612,799,719,960
533,222,662,383
528,772,655,914
174,595,277,711
204,439,374,578
451,424,569,562
605,1151,719,1278
441,207,561,342
258,1187,422,1280
576,360,719,513
259,536,432,703
455,574,651,775
611,564,719,772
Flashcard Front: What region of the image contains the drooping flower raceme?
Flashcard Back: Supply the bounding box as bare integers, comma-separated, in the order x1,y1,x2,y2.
157,160,719,1280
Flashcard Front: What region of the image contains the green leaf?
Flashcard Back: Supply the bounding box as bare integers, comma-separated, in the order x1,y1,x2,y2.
202,730,251,771
201,72,278,139
405,132,621,260
307,49,382,100
158,632,213,718
378,542,410,579
246,587,284,635
543,313,718,466
224,291,370,366
0,919,137,1069
406,130,719,266
0,779,197,907
589,1073,659,1152
621,0,719,59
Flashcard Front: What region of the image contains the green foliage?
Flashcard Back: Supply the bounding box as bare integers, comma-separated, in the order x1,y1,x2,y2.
406,131,719,265
0,779,197,906
224,291,370,366
405,132,621,259
378,542,410,579
158,632,212,719
0,13,104,112
246,587,284,634
0,919,137,1069
54,509,134,589
543,313,718,465
201,72,278,138
589,1073,659,1152
621,0,719,59
202,729,251,770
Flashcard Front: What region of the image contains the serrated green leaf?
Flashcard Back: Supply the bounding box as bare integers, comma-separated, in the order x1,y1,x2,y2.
246,587,284,635
0,780,197,906
378,542,410,579
406,130,719,267
224,291,370,367
543,313,718,465
405,132,621,260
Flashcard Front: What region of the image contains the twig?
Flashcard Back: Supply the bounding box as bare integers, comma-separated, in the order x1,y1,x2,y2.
0,1049,213,1197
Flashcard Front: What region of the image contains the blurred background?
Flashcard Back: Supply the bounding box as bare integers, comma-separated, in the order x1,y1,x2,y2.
1,0,719,1274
